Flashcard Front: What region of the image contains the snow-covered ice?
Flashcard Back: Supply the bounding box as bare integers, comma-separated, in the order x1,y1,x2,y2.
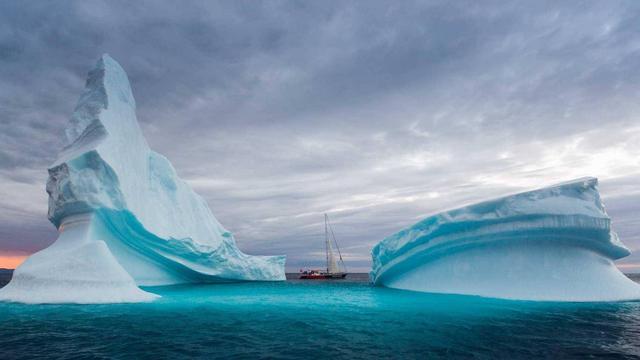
0,55,285,304
370,177,640,301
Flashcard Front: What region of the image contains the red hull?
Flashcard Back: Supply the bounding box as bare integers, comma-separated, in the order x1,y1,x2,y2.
299,273,347,279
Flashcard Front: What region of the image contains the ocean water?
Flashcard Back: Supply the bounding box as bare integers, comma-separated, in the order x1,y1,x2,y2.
1,274,640,359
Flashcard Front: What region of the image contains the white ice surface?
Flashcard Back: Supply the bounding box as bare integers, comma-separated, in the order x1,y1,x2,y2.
0,215,156,303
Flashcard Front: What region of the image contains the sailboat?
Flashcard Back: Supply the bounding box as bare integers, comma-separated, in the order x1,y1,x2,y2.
299,214,348,279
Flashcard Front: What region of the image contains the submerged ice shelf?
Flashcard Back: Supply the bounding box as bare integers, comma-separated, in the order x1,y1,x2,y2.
370,177,640,302
0,55,285,304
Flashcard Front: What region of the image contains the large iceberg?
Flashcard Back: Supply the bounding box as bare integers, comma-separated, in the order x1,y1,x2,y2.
370,178,640,301
0,55,285,304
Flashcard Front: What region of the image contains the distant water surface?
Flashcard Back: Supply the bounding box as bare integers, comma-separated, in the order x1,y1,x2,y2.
1,273,640,359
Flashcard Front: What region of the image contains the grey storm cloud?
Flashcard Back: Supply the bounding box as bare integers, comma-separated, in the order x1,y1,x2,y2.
1,1,639,271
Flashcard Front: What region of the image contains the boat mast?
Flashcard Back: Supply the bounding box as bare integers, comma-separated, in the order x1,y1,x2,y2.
325,213,329,273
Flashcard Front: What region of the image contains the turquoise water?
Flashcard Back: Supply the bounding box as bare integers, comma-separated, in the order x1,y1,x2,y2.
1,276,640,359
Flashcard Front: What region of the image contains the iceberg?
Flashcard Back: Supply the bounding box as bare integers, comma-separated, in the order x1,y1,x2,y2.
0,55,285,304
370,177,640,301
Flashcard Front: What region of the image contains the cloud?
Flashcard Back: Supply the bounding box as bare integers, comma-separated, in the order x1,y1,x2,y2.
0,1,639,271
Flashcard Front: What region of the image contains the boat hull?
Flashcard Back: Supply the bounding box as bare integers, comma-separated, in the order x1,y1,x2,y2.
299,273,347,280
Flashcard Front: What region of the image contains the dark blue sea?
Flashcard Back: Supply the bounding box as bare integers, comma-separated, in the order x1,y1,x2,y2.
1,273,640,359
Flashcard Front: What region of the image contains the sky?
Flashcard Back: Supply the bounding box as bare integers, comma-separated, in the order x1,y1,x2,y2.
0,1,639,272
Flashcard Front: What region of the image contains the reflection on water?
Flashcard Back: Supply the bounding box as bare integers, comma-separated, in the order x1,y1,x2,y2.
0,274,639,358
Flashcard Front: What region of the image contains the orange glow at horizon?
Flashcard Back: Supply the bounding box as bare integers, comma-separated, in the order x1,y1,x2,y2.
617,263,640,270
0,255,27,269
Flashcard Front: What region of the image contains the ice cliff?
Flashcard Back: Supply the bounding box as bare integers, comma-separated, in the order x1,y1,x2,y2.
0,55,285,304
370,177,640,301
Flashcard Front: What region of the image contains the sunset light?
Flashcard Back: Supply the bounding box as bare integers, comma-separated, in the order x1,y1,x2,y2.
0,255,27,269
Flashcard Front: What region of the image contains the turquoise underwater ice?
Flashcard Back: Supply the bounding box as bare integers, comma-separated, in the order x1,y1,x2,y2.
1,278,640,358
